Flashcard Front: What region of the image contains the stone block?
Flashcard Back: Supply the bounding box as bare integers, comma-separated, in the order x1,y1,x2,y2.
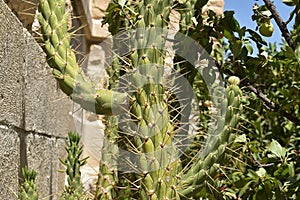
203,0,224,16
86,44,110,89
4,0,38,30
0,1,25,128
81,0,110,40
0,125,20,200
0,1,75,137
26,133,66,200
22,32,75,138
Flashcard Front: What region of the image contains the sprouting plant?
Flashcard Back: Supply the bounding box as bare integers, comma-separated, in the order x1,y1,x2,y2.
19,167,38,200
60,131,88,199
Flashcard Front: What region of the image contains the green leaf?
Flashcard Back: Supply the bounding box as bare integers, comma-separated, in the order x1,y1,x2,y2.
295,45,300,62
223,29,233,39
247,29,267,45
238,180,255,198
269,139,286,158
230,39,242,58
245,43,253,55
238,26,247,38
288,162,295,176
274,164,289,177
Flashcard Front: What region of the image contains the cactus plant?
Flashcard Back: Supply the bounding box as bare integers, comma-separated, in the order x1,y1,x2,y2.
34,0,243,199
19,167,38,200
60,131,88,199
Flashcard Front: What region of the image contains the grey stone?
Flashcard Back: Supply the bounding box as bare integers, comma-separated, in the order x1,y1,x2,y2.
0,0,24,128
0,125,20,200
79,0,110,40
26,133,66,200
4,0,38,30
0,0,75,137
86,44,110,89
0,1,76,198
22,32,75,138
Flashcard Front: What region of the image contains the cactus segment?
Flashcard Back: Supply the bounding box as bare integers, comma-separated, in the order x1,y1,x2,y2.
60,131,88,200
111,0,188,199
37,0,127,115
96,116,120,200
19,167,38,200
177,77,243,197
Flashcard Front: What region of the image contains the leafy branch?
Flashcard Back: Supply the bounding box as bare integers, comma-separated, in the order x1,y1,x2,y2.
246,83,300,125
263,0,296,50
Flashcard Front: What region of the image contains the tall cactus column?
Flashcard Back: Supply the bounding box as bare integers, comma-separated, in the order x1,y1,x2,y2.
96,41,126,200
177,76,243,198
114,0,184,199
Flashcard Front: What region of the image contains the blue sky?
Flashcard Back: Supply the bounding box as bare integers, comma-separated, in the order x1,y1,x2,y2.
224,0,294,45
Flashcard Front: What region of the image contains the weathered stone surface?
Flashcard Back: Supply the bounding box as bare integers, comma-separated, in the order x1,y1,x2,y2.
72,105,104,190
1,0,75,137
86,44,110,89
26,133,66,200
91,0,109,20
50,138,67,200
0,1,24,128
203,0,224,16
80,0,110,40
4,0,38,30
22,32,75,138
0,1,75,199
0,125,20,200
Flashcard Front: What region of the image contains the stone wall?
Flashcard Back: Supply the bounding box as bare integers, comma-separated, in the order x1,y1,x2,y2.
0,0,75,199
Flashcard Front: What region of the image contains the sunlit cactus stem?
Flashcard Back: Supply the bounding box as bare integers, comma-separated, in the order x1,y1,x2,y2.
60,131,88,199
116,0,186,199
178,76,243,197
37,0,127,115
19,167,38,200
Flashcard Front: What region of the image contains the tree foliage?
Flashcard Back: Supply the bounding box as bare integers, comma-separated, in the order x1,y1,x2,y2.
202,0,300,198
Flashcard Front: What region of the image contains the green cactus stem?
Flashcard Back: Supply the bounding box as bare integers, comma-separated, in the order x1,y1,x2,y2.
111,0,187,199
60,131,88,200
95,116,120,200
94,2,133,197
37,0,127,115
19,167,38,200
177,76,243,198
